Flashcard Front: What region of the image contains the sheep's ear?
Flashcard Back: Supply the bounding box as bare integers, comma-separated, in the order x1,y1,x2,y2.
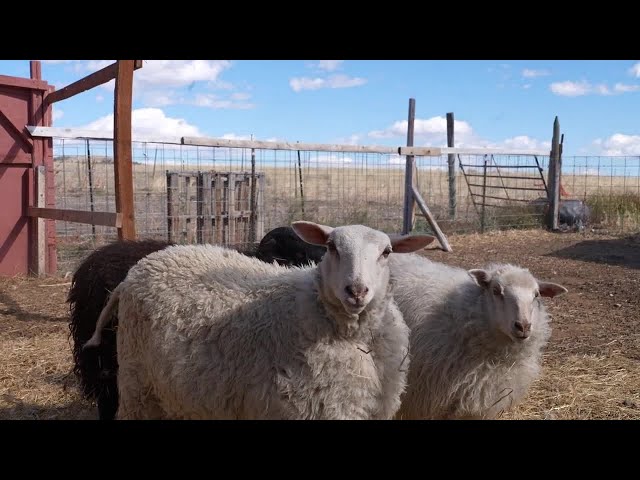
390,234,435,253
291,221,334,246
469,269,492,287
538,281,568,298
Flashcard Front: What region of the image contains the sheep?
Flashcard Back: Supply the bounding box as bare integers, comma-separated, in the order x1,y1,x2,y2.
67,226,327,420
85,222,435,420
68,239,173,421
388,255,568,420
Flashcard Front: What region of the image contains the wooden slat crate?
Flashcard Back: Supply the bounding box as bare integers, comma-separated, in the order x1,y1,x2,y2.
166,170,265,246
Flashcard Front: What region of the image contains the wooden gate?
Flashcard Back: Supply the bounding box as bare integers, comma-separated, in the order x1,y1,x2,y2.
166,170,265,246
0,64,56,276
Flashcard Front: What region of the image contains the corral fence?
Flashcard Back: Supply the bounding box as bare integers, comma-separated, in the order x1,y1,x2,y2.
37,133,640,275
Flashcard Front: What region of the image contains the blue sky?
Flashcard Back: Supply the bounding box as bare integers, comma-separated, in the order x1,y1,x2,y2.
3,60,640,157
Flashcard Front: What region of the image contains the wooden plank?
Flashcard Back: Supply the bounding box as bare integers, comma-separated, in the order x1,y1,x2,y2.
228,173,236,245
200,172,212,243
214,173,224,244
400,147,547,156
411,186,452,253
257,173,265,240
183,136,399,154
28,207,122,227
26,125,183,144
0,74,49,91
0,108,33,152
402,98,416,235
44,60,143,106
36,166,46,275
113,60,136,240
185,175,197,243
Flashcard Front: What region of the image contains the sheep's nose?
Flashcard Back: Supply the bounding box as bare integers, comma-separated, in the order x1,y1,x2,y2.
345,284,369,300
514,321,531,338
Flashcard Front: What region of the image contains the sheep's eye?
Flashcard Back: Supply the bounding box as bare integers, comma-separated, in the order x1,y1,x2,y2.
381,246,392,258
534,291,540,298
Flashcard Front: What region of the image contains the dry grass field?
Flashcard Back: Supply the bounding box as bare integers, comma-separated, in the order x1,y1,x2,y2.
1,228,639,420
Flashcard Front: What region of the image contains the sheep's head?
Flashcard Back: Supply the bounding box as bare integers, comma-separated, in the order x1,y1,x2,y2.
468,264,568,342
291,221,435,315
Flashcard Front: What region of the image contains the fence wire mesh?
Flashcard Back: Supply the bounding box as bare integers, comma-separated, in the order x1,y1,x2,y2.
51,138,640,274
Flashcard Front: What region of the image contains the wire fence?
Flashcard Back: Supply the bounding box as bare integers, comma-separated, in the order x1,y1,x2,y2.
50,138,640,273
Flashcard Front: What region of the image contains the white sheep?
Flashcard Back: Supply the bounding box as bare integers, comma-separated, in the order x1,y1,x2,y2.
388,255,568,420
85,221,434,420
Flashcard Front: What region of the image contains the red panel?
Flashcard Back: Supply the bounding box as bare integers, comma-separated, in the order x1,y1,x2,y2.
0,86,33,165
0,166,30,275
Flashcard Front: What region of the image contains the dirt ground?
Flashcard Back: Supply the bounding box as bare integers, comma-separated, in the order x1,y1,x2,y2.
1,228,639,420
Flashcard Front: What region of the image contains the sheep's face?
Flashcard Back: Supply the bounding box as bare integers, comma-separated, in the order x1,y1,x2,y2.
469,266,568,342
291,221,435,315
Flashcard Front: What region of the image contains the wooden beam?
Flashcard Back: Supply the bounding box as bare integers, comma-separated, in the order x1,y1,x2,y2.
28,207,122,227
412,185,452,252
0,74,49,91
26,125,182,144
44,60,143,106
30,166,46,276
402,98,417,235
30,61,42,81
547,117,561,231
182,136,399,154
113,60,136,240
0,108,33,152
446,112,456,220
399,147,547,156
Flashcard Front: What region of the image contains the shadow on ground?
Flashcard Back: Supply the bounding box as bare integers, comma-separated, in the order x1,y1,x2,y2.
546,233,640,269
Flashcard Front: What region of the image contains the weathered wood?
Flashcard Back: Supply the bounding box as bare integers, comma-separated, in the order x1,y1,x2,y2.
446,112,456,220
214,173,223,243
228,173,236,244
183,136,399,154
400,147,546,156
113,60,136,240
28,207,122,227
411,186,452,252
547,117,561,230
402,98,416,235
0,74,49,91
29,166,46,276
481,157,488,234
0,108,34,152
44,61,143,106
30,61,42,81
26,126,182,144
199,172,212,243
249,149,257,242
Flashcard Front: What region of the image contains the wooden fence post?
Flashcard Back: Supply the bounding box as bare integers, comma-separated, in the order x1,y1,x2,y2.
446,112,456,220
547,116,561,231
113,60,136,240
402,98,416,234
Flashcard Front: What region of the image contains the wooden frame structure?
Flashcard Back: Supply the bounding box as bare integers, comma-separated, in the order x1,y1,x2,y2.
25,60,142,275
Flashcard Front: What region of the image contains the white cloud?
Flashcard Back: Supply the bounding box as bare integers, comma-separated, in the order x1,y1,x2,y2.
52,109,64,121
96,94,104,103
368,116,472,140
522,68,550,78
590,133,640,155
550,80,613,96
82,107,203,142
230,92,251,101
193,93,255,109
629,62,640,78
613,83,640,93
523,84,532,89
290,74,366,92
317,60,344,72
365,116,549,152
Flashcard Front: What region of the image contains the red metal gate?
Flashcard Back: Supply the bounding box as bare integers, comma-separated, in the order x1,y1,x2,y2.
0,62,56,276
